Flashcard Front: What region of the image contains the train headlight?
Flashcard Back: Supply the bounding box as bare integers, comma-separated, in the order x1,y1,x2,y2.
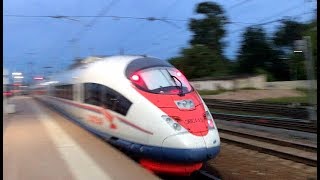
205,111,215,129
161,115,182,131
172,123,181,131
174,99,195,110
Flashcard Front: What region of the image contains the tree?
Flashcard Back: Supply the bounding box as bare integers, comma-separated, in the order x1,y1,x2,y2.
168,2,230,79
273,19,306,50
189,2,228,55
169,45,228,79
273,18,316,80
303,18,317,78
236,26,288,80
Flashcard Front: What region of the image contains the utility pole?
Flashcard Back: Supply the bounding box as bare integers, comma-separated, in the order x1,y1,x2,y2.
303,36,317,121
294,37,317,121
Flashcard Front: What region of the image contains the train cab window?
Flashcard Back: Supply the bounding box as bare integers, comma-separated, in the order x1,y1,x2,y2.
84,83,132,116
130,67,193,95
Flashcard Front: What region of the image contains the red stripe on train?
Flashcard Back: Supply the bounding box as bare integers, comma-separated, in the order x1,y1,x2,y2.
47,96,153,135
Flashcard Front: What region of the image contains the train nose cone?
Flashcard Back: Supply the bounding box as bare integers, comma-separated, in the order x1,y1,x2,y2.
161,133,208,163
202,130,221,159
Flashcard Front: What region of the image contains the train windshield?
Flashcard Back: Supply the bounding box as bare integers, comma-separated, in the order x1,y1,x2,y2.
131,67,193,95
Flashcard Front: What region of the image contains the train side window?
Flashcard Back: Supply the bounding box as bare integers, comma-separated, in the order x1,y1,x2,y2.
101,86,118,109
53,84,73,100
115,95,132,116
101,85,132,116
84,83,132,115
66,84,73,100
84,83,102,106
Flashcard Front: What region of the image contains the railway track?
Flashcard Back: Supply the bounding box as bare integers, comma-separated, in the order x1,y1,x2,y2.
218,126,317,167
212,112,317,133
204,98,316,120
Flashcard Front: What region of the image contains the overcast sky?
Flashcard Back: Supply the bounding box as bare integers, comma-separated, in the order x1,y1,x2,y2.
4,0,316,78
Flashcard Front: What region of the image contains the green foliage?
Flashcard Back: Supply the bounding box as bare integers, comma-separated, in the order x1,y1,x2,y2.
303,19,317,78
197,89,229,95
271,18,317,81
256,88,316,105
273,19,307,48
168,2,229,79
235,18,316,81
255,96,309,104
235,26,288,80
168,2,316,82
288,53,307,80
169,45,229,79
189,2,228,54
236,26,270,74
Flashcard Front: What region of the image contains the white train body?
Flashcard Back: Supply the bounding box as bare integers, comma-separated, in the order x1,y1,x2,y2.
33,55,220,175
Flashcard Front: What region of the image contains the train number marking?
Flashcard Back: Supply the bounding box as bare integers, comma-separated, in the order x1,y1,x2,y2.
185,117,205,124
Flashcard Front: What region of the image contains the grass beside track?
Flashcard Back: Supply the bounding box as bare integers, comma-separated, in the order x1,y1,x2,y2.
198,88,317,106
210,108,292,119
255,88,317,105
198,89,231,95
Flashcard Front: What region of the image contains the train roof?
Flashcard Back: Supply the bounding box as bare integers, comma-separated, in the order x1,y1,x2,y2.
68,55,147,70
47,55,173,82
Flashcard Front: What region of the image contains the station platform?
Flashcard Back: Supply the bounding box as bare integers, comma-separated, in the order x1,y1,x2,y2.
3,96,159,180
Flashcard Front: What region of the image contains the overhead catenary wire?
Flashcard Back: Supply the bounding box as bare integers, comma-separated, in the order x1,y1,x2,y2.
145,11,314,57
68,0,119,61
5,1,315,74
126,28,189,53
3,14,188,22
70,0,119,43
228,1,309,34
118,0,182,53
122,0,185,53
227,0,253,10
4,14,278,25
258,1,306,22
132,10,314,56
3,14,282,28
228,11,314,35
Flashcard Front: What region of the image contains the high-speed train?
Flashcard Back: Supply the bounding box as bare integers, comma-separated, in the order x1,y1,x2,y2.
32,55,220,175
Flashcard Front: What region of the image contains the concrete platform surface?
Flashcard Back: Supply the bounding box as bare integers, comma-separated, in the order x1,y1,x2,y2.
3,96,159,180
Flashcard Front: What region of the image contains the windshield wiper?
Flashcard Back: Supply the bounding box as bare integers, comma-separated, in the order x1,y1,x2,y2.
164,69,185,96
171,75,185,96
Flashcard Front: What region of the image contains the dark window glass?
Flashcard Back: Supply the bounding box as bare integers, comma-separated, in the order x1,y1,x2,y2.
53,84,73,100
84,83,101,106
84,83,132,116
